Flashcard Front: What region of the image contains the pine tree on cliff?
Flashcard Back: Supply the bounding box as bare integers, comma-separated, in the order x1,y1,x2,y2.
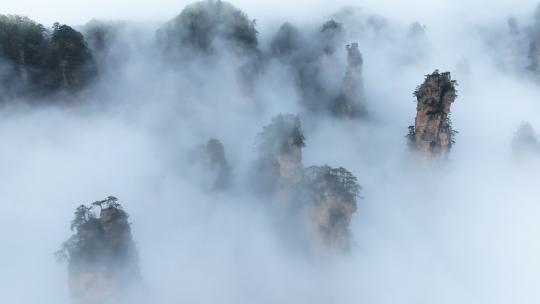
56,196,139,303
304,165,360,251
407,70,458,158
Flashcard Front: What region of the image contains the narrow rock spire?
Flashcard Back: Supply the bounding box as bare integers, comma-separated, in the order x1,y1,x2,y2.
408,71,458,158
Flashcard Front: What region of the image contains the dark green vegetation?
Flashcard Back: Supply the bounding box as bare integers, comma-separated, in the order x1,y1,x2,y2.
408,70,458,153
1,1,365,120
45,23,95,90
305,165,361,203
252,114,305,196
158,0,258,55
270,22,302,57
406,125,417,147
305,165,360,250
413,71,457,116
156,0,261,98
318,19,345,55
251,114,361,250
256,114,305,156
56,196,139,278
0,15,95,99
269,19,365,118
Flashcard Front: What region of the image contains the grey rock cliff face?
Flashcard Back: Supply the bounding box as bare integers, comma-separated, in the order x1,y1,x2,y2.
99,206,135,258
204,138,232,190
269,21,368,119
274,137,303,206
512,122,540,158
69,268,111,304
253,116,361,252
529,32,540,74
304,166,359,251
253,114,305,209
529,6,540,75
312,189,357,250
334,43,366,118
408,71,457,158
59,198,139,304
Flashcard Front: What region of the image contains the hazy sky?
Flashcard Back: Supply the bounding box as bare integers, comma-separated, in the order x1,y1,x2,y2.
3,0,538,26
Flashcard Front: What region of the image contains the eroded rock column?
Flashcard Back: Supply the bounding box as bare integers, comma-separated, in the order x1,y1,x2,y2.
334,43,366,118
408,71,457,158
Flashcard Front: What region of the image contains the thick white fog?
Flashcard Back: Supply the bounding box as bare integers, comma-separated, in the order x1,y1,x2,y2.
2,1,540,303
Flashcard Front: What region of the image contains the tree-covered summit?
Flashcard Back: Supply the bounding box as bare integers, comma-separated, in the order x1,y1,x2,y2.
56,196,136,267
56,196,139,302
158,0,258,55
256,114,305,157
0,15,96,99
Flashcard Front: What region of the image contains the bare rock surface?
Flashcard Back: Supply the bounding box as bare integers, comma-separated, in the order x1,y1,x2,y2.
408,71,457,158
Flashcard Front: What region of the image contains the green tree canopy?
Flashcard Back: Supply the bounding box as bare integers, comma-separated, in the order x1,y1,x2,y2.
270,22,302,57
56,197,136,273
317,19,345,55
256,114,305,157
43,23,95,90
159,0,258,54
0,15,48,97
305,165,361,202
0,16,96,97
0,15,46,66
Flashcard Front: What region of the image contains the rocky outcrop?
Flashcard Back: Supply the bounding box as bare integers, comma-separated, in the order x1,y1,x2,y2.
528,5,540,75
512,122,540,158
157,1,261,96
529,32,540,74
157,0,258,56
201,138,232,190
404,22,429,63
334,43,366,118
269,20,368,119
274,136,303,205
317,19,345,56
252,115,361,251
57,197,139,304
253,114,305,207
408,22,427,39
304,166,360,251
270,22,303,58
408,71,458,158
507,17,519,36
